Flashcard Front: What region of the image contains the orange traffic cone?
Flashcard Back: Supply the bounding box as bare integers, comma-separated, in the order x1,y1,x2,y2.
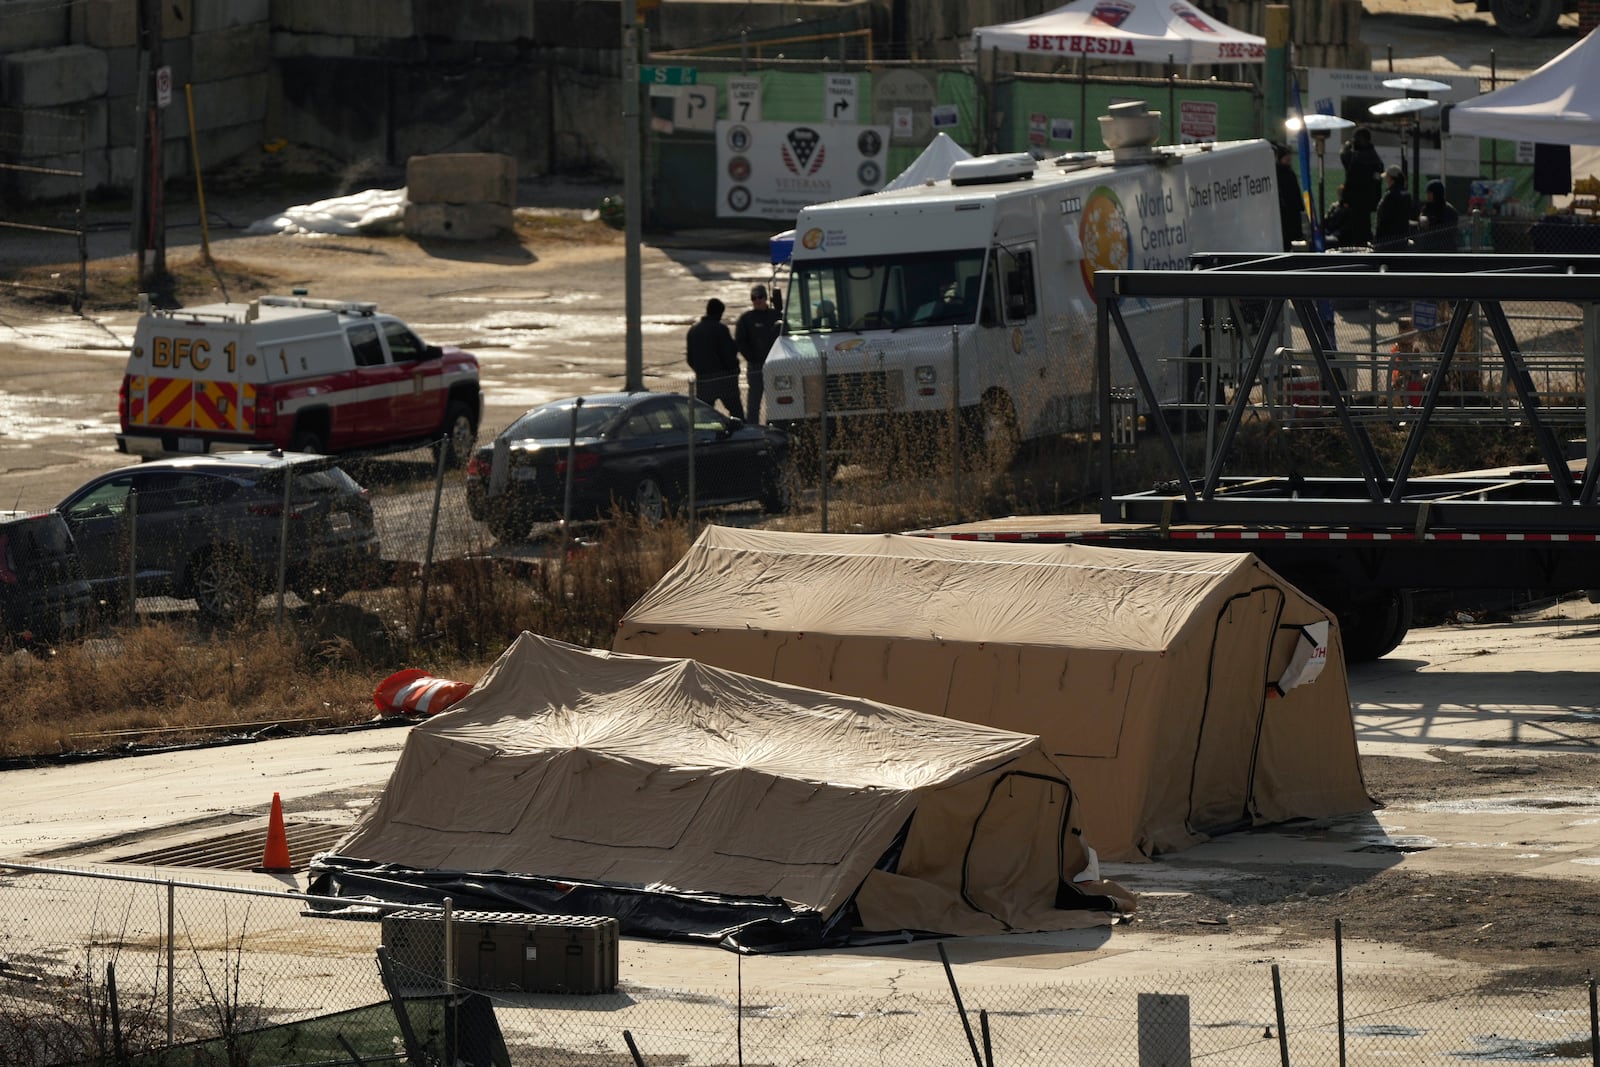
257,792,291,873
373,668,473,717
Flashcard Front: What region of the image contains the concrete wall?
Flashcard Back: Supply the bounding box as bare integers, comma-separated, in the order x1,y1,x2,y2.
6,0,1349,203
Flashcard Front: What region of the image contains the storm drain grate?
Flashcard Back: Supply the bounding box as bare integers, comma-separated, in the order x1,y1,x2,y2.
112,821,351,872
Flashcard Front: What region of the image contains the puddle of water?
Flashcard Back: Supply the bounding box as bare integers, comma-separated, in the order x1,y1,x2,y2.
1,314,133,354
0,393,121,439
1418,797,1600,816
1349,1024,1425,1037
1449,1033,1590,1060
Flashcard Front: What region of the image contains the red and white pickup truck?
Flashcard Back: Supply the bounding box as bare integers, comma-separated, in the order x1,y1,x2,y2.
119,293,482,464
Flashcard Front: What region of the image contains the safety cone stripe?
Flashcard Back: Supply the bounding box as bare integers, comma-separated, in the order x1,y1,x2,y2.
393,678,454,713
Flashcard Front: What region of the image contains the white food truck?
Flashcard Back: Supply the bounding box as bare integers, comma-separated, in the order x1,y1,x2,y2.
762,102,1282,471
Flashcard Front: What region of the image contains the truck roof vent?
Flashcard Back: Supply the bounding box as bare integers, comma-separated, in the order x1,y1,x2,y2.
1051,151,1105,174
1099,100,1164,163
948,153,1037,186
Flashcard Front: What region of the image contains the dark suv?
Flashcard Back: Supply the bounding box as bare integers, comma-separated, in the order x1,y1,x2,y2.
0,511,94,646
56,452,382,625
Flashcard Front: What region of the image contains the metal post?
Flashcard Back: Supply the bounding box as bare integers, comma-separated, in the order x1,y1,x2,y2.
1271,963,1290,1067
126,490,139,625
415,440,449,637
275,465,292,628
561,397,583,586
184,83,213,265
950,325,962,518
76,111,87,312
442,898,454,995
687,380,698,535
165,881,175,1047
1588,977,1597,1067
819,348,829,532
622,2,644,392
1335,918,1347,1067
936,942,984,1067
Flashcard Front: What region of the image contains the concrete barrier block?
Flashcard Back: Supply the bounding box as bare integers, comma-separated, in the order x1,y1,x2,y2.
2,0,70,51
403,200,514,241
2,46,109,108
405,153,516,206
187,72,268,130
192,0,269,32
267,30,357,58
0,100,107,156
105,94,139,148
532,1,616,46
192,23,272,80
414,0,533,42
271,0,413,38
10,147,109,199
192,118,264,171
72,0,191,47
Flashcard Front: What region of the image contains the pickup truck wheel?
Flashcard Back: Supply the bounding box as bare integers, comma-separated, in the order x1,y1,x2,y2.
435,403,477,468
1490,0,1561,35
289,428,323,455
190,547,260,626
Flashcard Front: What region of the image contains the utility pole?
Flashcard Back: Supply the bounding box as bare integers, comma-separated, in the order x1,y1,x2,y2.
133,0,168,297
622,0,644,392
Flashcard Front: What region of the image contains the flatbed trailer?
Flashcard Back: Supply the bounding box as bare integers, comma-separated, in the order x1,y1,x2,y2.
916,253,1600,661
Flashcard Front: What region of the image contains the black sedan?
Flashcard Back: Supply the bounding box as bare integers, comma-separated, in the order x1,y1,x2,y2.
56,452,382,624
465,392,791,542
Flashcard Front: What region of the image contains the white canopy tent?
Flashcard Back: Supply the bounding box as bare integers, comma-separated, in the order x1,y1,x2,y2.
1451,28,1600,145
972,0,1267,66
881,133,974,191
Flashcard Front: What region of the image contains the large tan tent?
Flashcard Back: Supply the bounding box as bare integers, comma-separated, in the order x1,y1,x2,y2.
614,527,1372,861
313,633,1132,951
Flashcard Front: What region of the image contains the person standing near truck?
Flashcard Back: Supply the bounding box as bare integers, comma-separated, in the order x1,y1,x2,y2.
1339,126,1384,248
686,298,745,420
1374,164,1415,251
734,284,782,422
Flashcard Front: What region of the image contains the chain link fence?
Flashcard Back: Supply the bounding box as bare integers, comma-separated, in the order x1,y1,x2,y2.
1,863,1596,1066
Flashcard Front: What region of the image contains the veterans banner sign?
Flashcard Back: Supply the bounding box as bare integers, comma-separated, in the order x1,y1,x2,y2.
716,120,890,220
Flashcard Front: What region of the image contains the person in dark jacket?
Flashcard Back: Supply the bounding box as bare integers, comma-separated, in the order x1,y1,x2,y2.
1338,126,1384,247
1374,165,1415,252
686,298,744,419
1415,179,1461,251
1275,144,1305,251
1322,185,1352,248
733,284,782,422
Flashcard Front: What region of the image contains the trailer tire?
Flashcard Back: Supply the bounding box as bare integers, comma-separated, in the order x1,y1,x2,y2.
1489,0,1561,35
1338,588,1414,663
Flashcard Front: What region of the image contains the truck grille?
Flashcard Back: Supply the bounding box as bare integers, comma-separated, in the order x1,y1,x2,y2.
808,370,903,413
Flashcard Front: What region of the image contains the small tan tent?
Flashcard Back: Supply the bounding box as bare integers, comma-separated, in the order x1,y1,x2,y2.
615,527,1372,861
318,633,1132,949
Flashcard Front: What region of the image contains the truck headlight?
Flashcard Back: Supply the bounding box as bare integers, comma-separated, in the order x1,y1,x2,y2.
915,365,937,384
772,374,794,390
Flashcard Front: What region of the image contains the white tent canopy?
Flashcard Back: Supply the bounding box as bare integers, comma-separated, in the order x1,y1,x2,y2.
1451,27,1600,145
882,133,974,191
973,0,1266,66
